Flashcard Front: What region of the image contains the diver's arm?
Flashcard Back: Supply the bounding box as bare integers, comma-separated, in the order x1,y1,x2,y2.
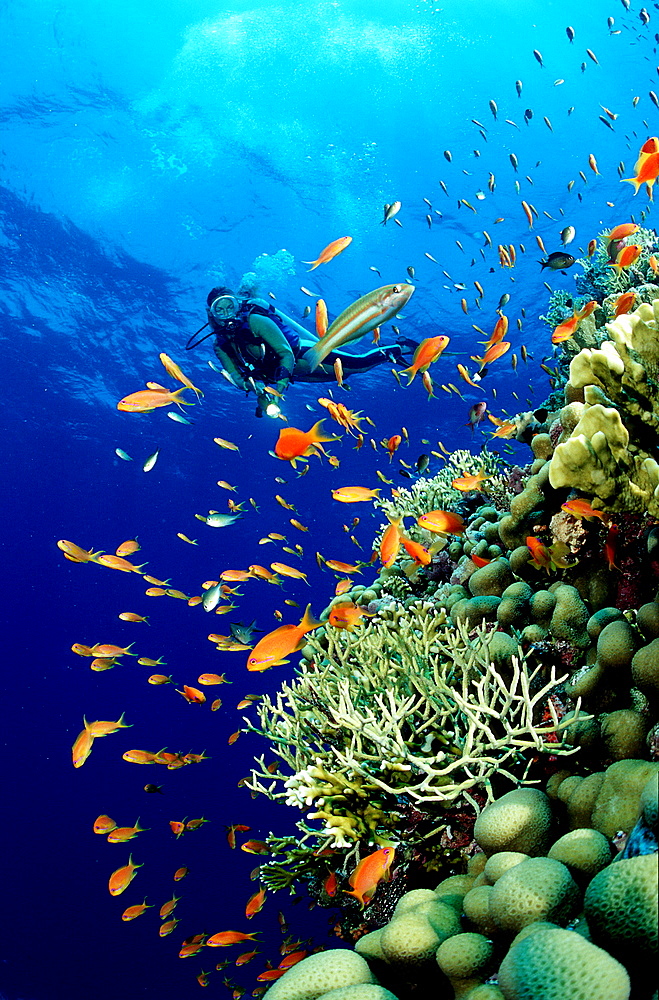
248,314,296,393
212,343,252,392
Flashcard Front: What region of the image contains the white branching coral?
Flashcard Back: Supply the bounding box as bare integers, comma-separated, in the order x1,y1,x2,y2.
373,449,507,525
245,608,583,851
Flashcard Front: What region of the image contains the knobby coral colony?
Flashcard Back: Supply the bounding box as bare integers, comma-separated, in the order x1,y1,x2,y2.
244,252,659,994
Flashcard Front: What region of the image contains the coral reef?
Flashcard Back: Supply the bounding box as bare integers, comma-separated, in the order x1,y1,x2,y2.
245,281,659,997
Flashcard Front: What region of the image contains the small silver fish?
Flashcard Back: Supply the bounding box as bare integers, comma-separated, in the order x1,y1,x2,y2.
167,412,193,424
115,448,133,461
381,201,401,225
143,449,159,473
202,581,224,612
195,511,241,527
560,225,576,245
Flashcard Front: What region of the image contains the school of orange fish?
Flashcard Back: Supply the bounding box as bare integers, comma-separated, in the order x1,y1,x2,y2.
60,13,659,992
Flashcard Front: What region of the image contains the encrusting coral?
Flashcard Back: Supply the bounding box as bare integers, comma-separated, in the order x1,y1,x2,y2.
549,300,659,516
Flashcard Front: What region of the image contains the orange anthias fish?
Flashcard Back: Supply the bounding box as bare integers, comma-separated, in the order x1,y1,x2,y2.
108,855,143,895
606,222,640,243
331,486,380,503
240,840,269,855
246,605,322,671
380,515,402,568
400,535,431,566
72,726,95,768
86,712,132,736
451,471,490,492
328,602,374,630
477,341,511,367
417,510,466,535
57,539,104,563
561,498,606,521
386,435,402,460
613,291,636,317
324,559,361,573
93,815,117,834
177,685,207,704
621,137,659,196
274,421,339,468
96,554,146,573
317,398,365,435
551,300,598,344
302,236,352,271
160,895,181,918
159,352,204,399
609,245,643,273
107,819,148,843
399,336,450,384
480,314,508,350
206,931,260,948
526,536,552,572
343,846,395,907
117,386,192,413
122,898,152,921
226,824,251,850
179,933,207,958
115,538,140,557
245,887,267,919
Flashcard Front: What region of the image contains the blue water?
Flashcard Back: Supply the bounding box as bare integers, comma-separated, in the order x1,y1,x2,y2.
1,1,656,997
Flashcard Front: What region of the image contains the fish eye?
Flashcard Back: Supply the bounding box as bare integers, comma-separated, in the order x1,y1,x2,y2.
392,285,399,292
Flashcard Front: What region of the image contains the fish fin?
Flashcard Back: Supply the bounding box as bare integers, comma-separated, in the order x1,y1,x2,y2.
620,176,642,194
299,604,322,633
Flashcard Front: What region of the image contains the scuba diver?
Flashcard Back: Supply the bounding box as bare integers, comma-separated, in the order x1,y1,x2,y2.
186,286,406,417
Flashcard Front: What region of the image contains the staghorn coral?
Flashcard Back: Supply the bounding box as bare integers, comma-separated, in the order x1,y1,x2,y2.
373,450,507,526
245,610,583,872
575,225,659,299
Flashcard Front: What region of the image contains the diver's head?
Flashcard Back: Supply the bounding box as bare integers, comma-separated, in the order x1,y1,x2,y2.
207,286,241,331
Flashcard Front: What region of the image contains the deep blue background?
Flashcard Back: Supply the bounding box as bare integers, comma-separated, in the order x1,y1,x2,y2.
1,1,657,997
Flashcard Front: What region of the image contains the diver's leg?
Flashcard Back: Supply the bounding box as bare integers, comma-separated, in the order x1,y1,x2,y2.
294,345,405,382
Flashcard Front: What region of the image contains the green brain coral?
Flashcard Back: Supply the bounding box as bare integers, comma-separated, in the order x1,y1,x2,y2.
584,853,658,963
497,927,631,1000
264,950,374,1000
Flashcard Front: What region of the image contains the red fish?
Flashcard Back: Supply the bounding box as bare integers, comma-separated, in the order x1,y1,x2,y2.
245,887,267,919
380,515,402,568
604,524,620,570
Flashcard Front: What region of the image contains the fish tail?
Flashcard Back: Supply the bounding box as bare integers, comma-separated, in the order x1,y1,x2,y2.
301,260,320,270
303,345,324,373
310,420,339,444
620,176,641,195
299,603,322,633
399,366,417,384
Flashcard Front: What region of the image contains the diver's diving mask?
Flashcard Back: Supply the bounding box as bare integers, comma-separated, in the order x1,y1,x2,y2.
209,294,240,327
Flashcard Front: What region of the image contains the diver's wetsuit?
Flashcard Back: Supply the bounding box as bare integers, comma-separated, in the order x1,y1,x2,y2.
209,297,403,393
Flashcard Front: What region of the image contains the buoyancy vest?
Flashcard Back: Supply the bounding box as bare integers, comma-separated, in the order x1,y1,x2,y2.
212,300,300,381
